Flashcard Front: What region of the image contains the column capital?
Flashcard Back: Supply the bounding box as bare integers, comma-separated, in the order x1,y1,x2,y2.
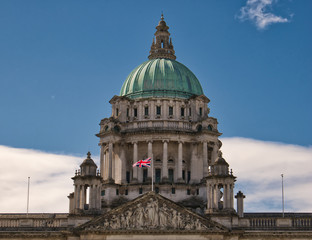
146,140,153,143
131,141,138,145
162,139,169,143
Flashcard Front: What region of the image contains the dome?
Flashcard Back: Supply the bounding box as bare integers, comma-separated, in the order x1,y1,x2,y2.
120,58,203,99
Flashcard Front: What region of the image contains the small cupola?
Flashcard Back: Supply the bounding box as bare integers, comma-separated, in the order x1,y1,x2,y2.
148,14,176,60
211,151,229,176
80,152,97,176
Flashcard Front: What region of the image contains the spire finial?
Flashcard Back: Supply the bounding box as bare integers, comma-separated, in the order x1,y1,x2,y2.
87,151,91,159
148,15,176,60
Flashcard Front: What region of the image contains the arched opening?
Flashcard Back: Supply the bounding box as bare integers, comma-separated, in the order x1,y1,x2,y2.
197,124,202,132
218,184,224,210
114,125,120,133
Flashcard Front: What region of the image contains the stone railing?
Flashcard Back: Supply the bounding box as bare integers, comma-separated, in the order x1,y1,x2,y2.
122,120,194,132
0,214,68,231
241,213,312,230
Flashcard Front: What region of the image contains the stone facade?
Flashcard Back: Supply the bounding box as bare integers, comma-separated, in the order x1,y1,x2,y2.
1,15,311,240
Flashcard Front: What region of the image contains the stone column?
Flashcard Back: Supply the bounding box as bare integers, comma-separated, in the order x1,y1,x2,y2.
207,183,212,210
93,185,98,210
100,144,105,179
235,191,246,217
97,185,102,210
132,142,138,182
203,141,208,177
80,186,86,209
148,141,153,180
212,143,218,164
214,184,219,209
177,141,183,182
162,140,168,181
108,142,113,181
190,143,197,183
212,184,216,209
74,185,79,209
230,184,234,209
223,184,228,209
120,143,126,184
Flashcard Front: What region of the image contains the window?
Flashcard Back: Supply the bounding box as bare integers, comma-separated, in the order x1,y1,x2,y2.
155,169,161,183
181,107,185,117
187,189,191,195
126,171,130,183
199,107,202,116
189,108,192,116
143,169,148,183
134,108,138,117
182,170,185,181
168,159,174,163
155,187,159,194
139,187,143,194
169,106,173,116
208,125,213,131
196,189,199,195
125,189,128,195
156,158,161,162
116,108,119,116
156,106,161,115
171,188,176,194
101,190,105,196
168,169,174,183
144,106,149,116
126,108,129,117
116,189,119,195
187,171,191,183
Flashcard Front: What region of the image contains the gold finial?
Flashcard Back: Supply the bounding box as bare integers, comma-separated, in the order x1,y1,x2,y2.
161,12,164,21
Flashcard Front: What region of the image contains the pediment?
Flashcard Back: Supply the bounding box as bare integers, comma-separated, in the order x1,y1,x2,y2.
75,192,228,233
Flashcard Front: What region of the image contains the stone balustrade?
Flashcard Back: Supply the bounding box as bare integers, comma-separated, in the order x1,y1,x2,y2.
241,213,312,230
0,214,68,230
121,120,195,132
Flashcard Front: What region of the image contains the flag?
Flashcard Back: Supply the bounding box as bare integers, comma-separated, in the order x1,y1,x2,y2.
133,157,151,168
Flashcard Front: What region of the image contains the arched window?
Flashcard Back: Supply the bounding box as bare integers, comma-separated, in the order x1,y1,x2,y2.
208,125,213,131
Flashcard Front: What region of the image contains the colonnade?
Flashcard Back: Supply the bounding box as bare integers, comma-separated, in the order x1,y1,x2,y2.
74,184,101,211
206,183,234,211
100,140,219,184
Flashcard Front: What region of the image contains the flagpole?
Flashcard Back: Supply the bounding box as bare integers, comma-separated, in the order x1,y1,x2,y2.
27,177,30,217
281,174,284,217
151,154,154,192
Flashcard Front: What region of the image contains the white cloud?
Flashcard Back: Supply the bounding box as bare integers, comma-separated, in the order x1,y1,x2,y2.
0,146,82,213
0,139,311,213
238,0,289,30
221,137,312,212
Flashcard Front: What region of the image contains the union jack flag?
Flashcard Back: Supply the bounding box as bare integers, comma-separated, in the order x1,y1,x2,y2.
132,157,151,168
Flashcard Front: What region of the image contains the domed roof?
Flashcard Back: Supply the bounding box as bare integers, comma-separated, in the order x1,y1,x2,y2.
120,58,203,99
119,15,204,100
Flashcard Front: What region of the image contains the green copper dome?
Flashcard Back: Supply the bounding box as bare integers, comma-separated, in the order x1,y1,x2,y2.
120,58,203,99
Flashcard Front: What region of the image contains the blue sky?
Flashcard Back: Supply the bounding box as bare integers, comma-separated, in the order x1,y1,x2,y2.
0,1,311,212
1,0,311,156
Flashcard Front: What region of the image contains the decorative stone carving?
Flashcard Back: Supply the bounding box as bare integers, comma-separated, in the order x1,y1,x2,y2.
77,192,226,233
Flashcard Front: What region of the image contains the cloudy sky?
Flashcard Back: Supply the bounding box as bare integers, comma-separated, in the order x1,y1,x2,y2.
0,0,311,213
